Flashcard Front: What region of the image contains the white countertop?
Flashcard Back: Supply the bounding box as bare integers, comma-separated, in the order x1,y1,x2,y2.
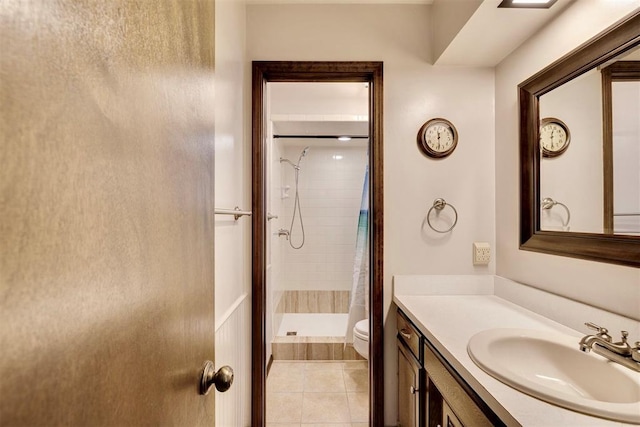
393,275,639,427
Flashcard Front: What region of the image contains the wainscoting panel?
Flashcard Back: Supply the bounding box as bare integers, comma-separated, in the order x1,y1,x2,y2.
215,293,251,427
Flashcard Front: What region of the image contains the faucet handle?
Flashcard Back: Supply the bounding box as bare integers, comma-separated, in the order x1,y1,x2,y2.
585,322,612,342
619,330,629,344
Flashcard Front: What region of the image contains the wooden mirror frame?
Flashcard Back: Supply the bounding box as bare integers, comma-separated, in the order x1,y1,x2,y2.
518,11,640,267
251,61,384,426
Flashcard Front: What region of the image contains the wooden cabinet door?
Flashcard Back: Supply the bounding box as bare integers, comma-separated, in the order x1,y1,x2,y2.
398,341,422,427
0,1,218,425
443,401,464,427
424,343,494,427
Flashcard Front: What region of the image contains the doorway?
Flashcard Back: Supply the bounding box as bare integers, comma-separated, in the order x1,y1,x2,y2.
252,62,384,426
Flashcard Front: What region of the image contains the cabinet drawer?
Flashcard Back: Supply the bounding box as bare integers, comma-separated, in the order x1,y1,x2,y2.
397,310,421,360
424,342,493,427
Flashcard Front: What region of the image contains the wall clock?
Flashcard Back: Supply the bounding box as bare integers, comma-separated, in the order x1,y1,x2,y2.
540,117,571,158
417,118,458,159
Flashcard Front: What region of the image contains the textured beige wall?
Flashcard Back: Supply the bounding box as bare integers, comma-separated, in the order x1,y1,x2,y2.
0,1,216,424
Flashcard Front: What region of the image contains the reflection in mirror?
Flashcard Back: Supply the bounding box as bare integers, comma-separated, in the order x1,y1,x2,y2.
538,45,640,236
602,52,640,236
539,68,603,233
518,10,640,267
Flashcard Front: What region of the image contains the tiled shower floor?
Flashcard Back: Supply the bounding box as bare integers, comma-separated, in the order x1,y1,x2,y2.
266,360,369,426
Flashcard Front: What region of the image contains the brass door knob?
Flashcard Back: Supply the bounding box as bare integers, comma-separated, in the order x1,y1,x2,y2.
199,361,234,395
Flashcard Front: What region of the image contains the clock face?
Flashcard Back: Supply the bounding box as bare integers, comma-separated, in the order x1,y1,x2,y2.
425,123,455,152
417,118,458,158
540,118,570,157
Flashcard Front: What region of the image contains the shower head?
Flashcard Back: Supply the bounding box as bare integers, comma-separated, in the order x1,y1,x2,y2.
298,146,310,163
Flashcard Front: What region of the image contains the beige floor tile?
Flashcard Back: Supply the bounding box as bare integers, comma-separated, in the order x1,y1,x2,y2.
304,360,343,370
268,362,305,393
343,368,368,392
351,423,369,427
301,392,351,423
268,367,305,393
342,360,368,370
301,424,352,427
347,392,369,423
304,368,345,392
267,424,301,427
267,392,303,424
270,361,306,374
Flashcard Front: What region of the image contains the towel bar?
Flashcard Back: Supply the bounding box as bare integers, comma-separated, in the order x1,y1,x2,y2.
215,207,252,221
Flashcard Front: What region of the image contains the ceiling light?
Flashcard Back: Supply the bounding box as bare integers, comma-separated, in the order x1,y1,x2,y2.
337,136,352,142
498,0,557,8
332,155,343,160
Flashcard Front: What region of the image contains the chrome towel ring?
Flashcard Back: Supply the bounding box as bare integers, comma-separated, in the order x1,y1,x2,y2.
540,197,571,230
427,198,458,233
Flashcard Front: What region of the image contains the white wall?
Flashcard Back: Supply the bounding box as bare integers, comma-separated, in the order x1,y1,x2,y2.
495,1,640,322
248,5,496,424
214,0,251,425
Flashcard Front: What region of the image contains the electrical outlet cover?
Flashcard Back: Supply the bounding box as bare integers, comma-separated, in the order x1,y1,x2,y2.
473,242,490,265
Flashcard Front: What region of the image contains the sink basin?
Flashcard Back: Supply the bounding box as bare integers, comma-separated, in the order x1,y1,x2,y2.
468,328,640,424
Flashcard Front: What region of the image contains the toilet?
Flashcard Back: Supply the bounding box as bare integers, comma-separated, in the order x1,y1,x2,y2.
353,319,369,360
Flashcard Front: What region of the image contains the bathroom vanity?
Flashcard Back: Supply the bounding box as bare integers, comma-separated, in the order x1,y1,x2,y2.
394,275,640,427
397,308,498,427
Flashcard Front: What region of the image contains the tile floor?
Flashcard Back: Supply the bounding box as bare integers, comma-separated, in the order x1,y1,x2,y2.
266,360,369,426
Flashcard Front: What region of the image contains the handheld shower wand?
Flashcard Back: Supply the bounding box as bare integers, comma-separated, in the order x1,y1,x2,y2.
298,146,310,164
279,146,311,249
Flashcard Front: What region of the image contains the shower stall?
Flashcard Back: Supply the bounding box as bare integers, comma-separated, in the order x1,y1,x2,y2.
265,82,370,362
270,142,368,360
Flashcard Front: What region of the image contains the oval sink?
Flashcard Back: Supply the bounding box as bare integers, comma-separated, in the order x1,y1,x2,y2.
468,328,640,424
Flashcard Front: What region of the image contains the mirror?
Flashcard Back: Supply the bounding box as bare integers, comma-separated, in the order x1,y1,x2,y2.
519,11,640,267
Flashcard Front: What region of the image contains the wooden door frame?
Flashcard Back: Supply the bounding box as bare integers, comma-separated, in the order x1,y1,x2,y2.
251,61,384,426
601,60,640,234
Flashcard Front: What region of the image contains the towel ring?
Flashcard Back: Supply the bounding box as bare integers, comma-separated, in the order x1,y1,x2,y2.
426,198,458,233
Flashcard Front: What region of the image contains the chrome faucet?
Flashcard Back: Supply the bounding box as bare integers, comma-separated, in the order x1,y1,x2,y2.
578,322,640,372
276,229,290,240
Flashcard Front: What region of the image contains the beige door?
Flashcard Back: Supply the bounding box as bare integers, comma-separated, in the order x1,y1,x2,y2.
0,1,217,425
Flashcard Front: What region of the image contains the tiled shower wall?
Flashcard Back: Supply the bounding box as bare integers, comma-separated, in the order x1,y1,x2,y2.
280,144,368,292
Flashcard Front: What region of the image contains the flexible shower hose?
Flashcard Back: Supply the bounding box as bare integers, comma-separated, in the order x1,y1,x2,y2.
288,166,305,249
